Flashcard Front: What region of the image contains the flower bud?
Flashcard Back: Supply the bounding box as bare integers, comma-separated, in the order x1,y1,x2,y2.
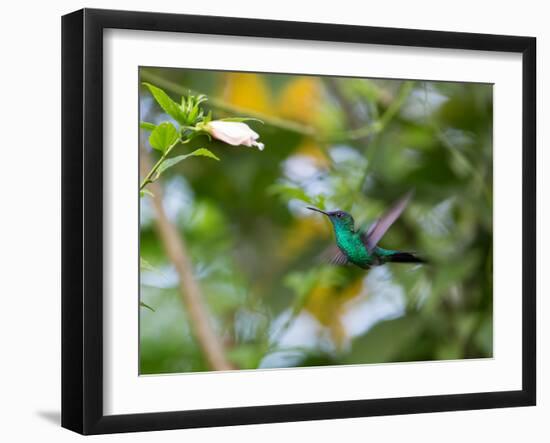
204,121,264,151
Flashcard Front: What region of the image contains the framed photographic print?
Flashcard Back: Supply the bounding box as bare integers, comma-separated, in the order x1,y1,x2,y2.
61,8,536,435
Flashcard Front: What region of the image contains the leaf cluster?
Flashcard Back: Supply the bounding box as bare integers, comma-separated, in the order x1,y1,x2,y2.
139,83,218,190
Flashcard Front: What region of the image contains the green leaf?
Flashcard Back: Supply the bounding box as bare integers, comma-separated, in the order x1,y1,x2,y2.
187,147,220,161
140,121,156,131
227,345,263,369
188,105,199,124
148,122,179,153
140,257,157,272
343,316,424,364
219,117,264,124
195,94,208,106
140,301,155,312
268,182,312,204
139,189,154,198
155,148,220,179
143,82,187,125
140,257,166,280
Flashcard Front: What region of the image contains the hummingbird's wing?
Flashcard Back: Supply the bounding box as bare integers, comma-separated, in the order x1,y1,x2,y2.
362,191,413,251
321,244,349,266
330,248,350,266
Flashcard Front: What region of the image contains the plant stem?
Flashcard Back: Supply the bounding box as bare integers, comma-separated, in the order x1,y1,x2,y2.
140,151,233,371
328,80,415,143
140,138,185,191
356,81,415,194
141,70,317,138
420,82,492,206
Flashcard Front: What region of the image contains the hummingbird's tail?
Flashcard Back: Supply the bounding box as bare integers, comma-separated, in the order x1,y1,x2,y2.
387,251,425,264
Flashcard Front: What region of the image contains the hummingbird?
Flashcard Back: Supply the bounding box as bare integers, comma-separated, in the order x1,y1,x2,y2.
307,192,424,269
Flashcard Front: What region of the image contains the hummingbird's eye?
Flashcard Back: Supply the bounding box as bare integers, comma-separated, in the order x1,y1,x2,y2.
337,212,342,218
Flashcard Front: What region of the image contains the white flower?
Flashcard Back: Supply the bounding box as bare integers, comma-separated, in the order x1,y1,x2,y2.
204,121,264,151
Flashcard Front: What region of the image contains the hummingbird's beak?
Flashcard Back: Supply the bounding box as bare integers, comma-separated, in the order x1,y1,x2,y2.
306,206,329,216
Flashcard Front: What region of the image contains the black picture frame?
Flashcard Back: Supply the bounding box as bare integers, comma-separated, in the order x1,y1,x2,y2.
62,8,536,435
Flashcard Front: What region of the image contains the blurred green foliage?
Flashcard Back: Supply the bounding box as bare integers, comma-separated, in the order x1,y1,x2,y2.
139,67,493,374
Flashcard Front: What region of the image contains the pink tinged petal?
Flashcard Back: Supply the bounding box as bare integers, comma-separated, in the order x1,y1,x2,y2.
206,121,264,150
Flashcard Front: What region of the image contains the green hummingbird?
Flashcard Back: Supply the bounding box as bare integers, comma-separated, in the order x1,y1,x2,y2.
307,192,424,269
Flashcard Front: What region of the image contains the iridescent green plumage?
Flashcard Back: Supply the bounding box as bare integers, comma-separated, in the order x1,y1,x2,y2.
307,192,424,270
